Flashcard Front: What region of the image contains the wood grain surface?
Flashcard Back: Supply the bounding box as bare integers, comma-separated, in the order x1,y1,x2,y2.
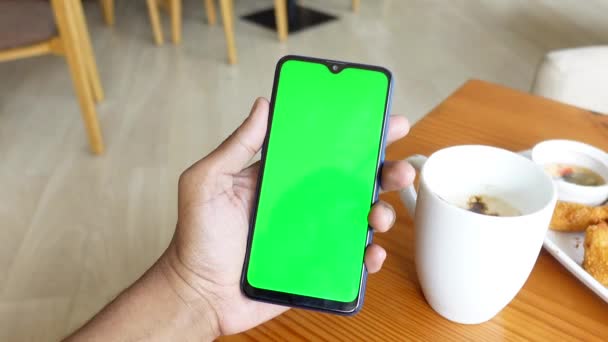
220,80,608,341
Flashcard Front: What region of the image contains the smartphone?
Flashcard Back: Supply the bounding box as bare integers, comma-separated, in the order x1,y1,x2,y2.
241,55,393,314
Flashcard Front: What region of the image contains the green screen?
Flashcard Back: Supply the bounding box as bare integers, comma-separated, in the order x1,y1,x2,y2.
247,59,390,303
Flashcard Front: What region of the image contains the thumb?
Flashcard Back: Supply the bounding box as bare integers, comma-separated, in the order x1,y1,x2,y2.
209,98,269,173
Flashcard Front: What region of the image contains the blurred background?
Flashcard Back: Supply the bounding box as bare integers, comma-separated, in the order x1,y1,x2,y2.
1,0,608,340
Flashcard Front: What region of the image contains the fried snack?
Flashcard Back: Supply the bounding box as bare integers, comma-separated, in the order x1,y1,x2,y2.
550,201,608,232
583,221,608,286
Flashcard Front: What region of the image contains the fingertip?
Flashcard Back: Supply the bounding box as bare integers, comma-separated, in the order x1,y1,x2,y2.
395,115,410,135
209,98,270,173
368,201,396,233
403,161,416,185
394,160,416,190
387,115,410,144
391,161,414,190
251,97,269,117
256,96,270,106
365,244,387,273
245,98,270,136
377,246,387,262
380,160,416,192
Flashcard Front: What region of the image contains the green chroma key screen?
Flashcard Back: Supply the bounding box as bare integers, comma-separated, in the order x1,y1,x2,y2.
246,57,391,304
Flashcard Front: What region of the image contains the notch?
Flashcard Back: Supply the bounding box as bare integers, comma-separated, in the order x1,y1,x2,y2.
328,61,346,74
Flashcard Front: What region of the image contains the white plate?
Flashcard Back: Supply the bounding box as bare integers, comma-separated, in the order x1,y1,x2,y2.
520,149,608,302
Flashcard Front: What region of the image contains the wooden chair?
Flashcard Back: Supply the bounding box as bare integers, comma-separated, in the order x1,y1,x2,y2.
98,0,236,64
100,0,115,26
0,0,105,154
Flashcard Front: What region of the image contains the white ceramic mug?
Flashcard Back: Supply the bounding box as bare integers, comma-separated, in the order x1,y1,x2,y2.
400,145,557,324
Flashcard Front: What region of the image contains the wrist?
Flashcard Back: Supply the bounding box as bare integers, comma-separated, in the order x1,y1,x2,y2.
66,249,221,341
157,248,221,340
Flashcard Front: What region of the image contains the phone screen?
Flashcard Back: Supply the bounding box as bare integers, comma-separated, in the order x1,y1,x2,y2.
244,56,391,310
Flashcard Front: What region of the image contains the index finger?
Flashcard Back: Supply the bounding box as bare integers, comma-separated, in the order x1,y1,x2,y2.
385,115,409,146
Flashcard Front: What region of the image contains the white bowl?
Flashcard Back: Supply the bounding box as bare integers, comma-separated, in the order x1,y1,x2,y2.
532,140,608,206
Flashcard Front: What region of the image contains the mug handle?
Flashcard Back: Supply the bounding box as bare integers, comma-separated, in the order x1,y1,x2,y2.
399,154,428,217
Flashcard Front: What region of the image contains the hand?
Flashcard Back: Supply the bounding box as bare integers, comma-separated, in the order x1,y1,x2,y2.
165,98,416,337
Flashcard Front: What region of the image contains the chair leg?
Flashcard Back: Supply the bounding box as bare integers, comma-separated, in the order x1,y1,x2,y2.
51,0,105,154
146,0,164,45
219,0,237,64
99,0,115,26
352,0,360,12
71,0,104,103
169,0,182,44
204,0,217,25
273,0,288,42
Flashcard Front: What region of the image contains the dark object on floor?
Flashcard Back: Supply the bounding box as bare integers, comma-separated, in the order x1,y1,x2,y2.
242,2,337,35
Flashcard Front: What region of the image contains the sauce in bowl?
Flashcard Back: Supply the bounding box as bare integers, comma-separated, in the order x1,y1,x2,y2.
544,163,606,186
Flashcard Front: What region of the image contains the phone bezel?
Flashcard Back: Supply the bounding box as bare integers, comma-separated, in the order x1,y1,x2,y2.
240,55,394,315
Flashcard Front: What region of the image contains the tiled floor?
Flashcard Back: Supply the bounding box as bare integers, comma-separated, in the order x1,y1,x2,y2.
1,0,608,340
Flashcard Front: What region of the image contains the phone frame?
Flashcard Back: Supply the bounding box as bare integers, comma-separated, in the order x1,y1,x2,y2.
240,55,394,315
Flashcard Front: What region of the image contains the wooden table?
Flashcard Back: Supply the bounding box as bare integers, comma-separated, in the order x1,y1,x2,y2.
223,80,608,341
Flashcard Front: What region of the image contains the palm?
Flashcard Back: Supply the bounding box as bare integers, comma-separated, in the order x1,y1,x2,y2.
175,162,288,335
